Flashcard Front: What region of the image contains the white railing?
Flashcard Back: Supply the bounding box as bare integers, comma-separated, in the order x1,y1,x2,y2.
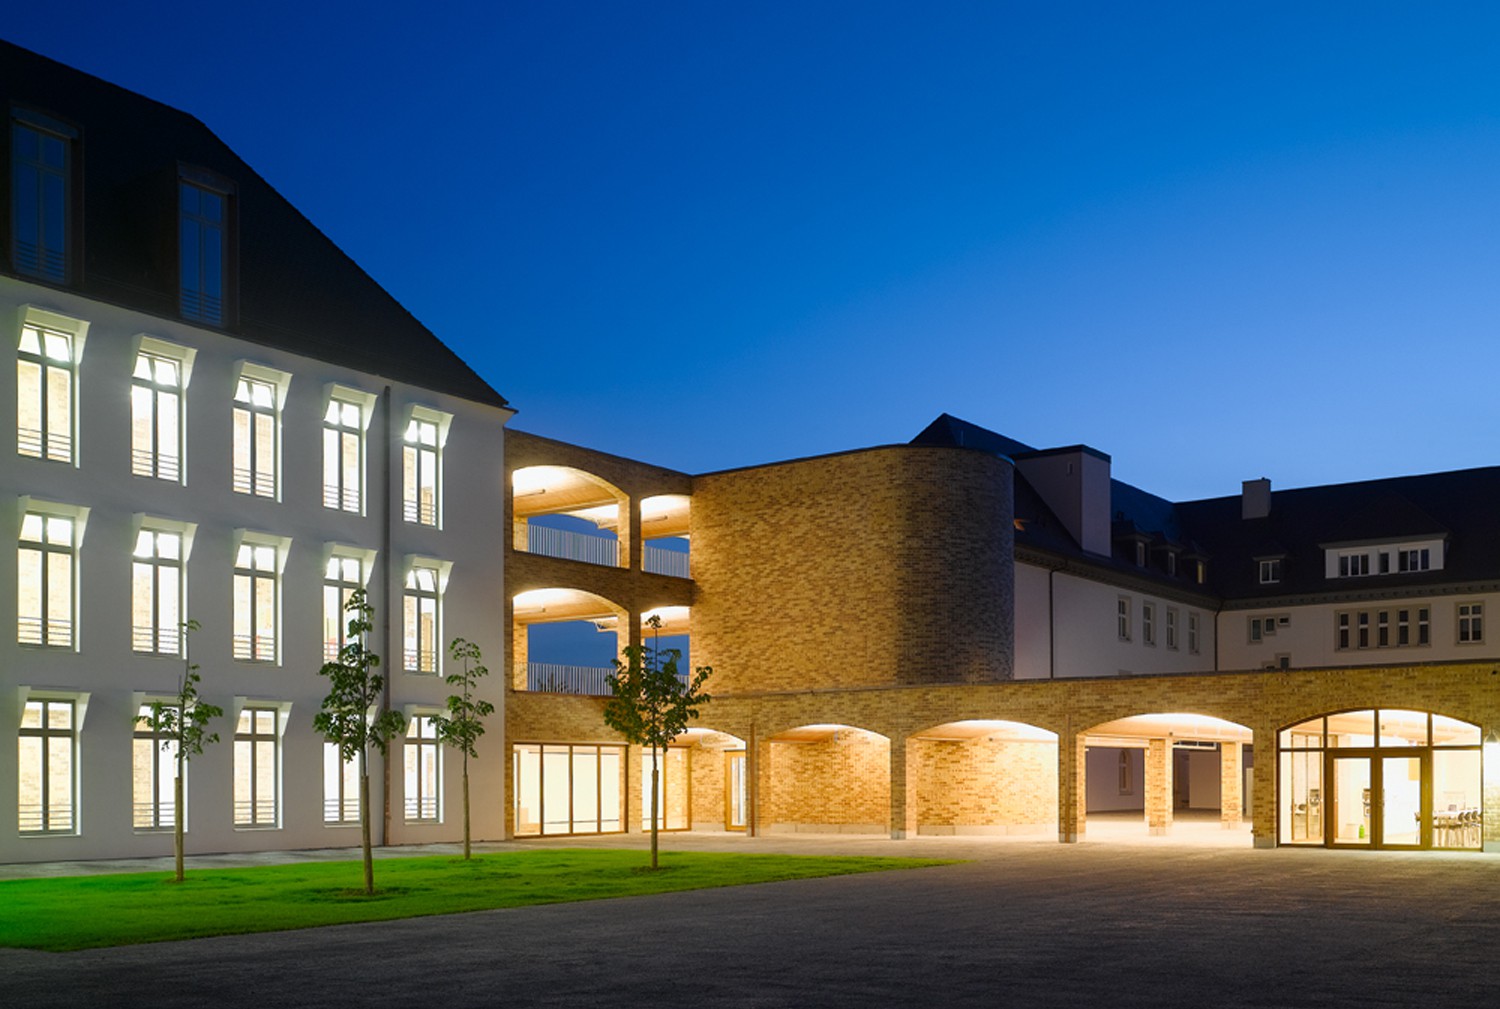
643,544,690,578
527,662,615,696
527,525,620,567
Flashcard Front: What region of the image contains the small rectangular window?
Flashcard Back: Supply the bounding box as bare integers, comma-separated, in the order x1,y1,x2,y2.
1397,609,1410,646
1187,613,1200,654
1418,607,1430,646
1377,610,1389,647
1165,608,1178,650
1337,612,1351,650
1458,602,1484,644
1258,559,1281,584
1357,611,1370,648
1142,603,1156,646
1116,597,1131,642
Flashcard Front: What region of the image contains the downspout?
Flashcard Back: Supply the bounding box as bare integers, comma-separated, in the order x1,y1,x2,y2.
381,384,393,847
1048,567,1056,679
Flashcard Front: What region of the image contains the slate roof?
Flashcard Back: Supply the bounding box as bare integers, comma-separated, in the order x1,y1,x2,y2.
0,40,507,409
913,414,1500,602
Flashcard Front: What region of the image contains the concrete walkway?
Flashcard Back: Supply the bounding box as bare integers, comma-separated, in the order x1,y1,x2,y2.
4,832,1498,1008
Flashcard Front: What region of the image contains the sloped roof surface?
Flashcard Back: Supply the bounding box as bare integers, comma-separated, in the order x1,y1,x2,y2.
0,40,507,408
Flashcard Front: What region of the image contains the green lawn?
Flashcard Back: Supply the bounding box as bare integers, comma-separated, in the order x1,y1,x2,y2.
0,849,954,951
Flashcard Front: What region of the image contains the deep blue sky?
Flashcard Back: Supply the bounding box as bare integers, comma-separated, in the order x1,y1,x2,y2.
10,3,1500,501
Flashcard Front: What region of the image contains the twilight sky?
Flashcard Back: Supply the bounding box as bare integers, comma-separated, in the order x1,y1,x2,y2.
10,3,1500,501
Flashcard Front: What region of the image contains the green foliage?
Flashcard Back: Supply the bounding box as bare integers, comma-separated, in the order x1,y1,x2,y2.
144,621,222,762
143,619,222,882
432,638,494,760
313,589,406,763
605,615,712,868
603,616,712,753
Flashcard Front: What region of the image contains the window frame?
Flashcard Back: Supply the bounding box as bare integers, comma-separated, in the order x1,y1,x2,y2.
16,499,87,650
132,702,179,832
131,519,194,656
1457,601,1484,645
401,405,451,528
403,712,443,824
17,693,85,835
231,363,290,500
232,532,289,664
177,168,236,326
1258,558,1282,585
403,557,451,674
1187,612,1200,654
232,701,287,829
1116,596,1132,642
1165,607,1179,650
16,308,87,465
10,109,78,284
323,385,375,515
323,742,362,827
1142,602,1156,646
323,545,375,663
130,336,195,484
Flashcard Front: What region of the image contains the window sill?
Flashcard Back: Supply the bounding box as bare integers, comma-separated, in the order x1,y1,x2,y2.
233,825,282,832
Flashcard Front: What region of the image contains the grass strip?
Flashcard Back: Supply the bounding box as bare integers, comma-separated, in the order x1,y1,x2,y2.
0,849,955,951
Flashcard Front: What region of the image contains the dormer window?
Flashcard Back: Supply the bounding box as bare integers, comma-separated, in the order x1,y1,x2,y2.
1327,539,1443,580
1398,548,1430,572
179,169,234,326
11,109,77,284
1258,558,1282,584
1338,553,1371,578
1166,553,1177,577
1134,542,1146,566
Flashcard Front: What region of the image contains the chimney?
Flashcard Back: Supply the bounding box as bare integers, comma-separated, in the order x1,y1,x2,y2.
1242,478,1271,520
1016,446,1112,556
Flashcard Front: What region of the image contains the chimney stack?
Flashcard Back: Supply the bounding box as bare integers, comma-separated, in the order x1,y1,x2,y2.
1242,478,1271,520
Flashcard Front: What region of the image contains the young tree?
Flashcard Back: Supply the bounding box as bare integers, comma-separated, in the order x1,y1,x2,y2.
144,619,223,883
432,637,494,860
314,588,406,895
604,615,712,869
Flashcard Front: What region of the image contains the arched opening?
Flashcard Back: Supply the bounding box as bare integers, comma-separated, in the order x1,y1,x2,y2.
909,720,1058,836
1278,709,1482,850
630,727,746,835
512,587,626,694
641,494,691,578
765,724,890,835
1083,712,1253,843
512,465,629,569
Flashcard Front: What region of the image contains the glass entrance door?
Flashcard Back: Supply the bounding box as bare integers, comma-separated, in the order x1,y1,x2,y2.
1331,756,1371,845
1381,755,1423,848
726,751,746,831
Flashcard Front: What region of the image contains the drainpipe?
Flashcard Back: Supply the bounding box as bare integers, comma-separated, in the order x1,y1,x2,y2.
381,384,393,847
1048,568,1056,678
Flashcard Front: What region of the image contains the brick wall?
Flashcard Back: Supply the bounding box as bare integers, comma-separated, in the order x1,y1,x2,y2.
910,737,1057,834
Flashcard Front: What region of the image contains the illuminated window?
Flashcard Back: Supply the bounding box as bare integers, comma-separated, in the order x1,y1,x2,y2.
18,511,75,647
232,376,278,497
132,529,183,654
132,346,188,481
404,715,441,823
17,324,75,462
1458,602,1484,644
233,707,280,827
323,552,367,662
323,743,360,825
402,415,441,526
323,396,365,512
11,114,73,283
233,541,280,662
179,178,230,325
133,705,178,830
403,563,442,673
18,698,76,834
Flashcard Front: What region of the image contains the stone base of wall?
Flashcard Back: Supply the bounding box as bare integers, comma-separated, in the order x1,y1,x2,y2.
766,822,888,835
917,822,1056,836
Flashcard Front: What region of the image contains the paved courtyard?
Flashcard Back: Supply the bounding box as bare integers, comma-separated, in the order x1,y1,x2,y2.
4,831,1498,1008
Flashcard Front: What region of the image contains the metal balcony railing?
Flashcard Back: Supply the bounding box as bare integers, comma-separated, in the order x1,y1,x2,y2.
526,525,620,567
526,662,615,696
643,544,690,578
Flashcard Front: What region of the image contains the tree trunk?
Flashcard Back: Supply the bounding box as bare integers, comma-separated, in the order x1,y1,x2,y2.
173,772,185,883
462,753,472,860
650,746,660,870
360,761,374,895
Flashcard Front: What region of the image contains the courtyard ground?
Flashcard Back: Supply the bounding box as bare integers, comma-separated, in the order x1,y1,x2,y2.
3,829,1496,1007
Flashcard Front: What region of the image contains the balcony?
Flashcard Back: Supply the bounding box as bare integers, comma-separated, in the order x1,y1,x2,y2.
527,662,615,696
644,543,690,578
527,524,621,567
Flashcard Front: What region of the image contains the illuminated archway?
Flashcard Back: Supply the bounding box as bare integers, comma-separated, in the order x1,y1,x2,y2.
764,724,890,835
908,720,1058,836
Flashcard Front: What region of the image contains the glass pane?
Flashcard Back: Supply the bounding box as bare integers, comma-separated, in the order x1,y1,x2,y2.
664,748,689,830
541,746,571,834
1432,714,1482,747
513,744,541,837
1381,756,1421,846
1327,710,1376,748
599,748,623,831
17,359,42,457
572,749,599,834
20,701,43,729
1377,710,1428,748
1432,749,1482,849
46,701,71,730
47,735,73,829
1331,758,1371,844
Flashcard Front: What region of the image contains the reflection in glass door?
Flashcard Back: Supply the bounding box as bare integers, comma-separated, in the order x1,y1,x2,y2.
1381,755,1422,847
1331,757,1371,845
726,751,746,831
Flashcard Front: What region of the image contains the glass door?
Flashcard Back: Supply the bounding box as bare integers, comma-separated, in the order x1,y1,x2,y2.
726,751,747,831
1330,756,1371,845
1380,755,1423,848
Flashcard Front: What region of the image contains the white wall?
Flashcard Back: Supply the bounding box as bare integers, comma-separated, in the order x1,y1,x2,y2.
0,276,511,862
1015,562,1217,678
1085,745,1144,811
